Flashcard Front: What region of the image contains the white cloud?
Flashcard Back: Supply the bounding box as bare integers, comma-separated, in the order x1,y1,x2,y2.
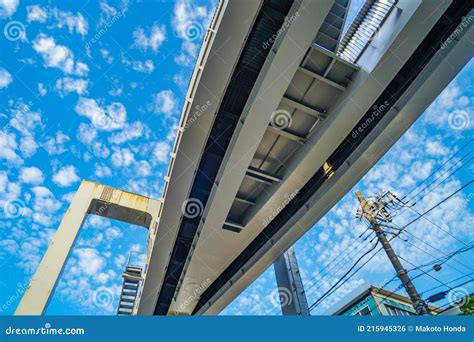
175,40,199,66
121,56,155,73
27,5,48,23
108,121,146,144
20,166,44,185
131,60,155,73
62,191,76,203
19,136,38,158
0,0,19,18
133,23,166,53
9,104,43,136
77,123,97,145
43,131,70,155
75,248,105,276
0,68,12,89
5,102,43,159
99,0,127,27
153,141,171,163
100,49,114,64
31,186,62,225
134,160,152,177
111,147,135,167
75,97,127,131
152,90,177,115
55,77,88,97
53,165,80,187
423,81,473,131
0,171,21,202
37,83,47,96
172,0,211,66
105,227,122,240
51,8,88,36
0,131,22,164
32,34,89,76
94,163,112,178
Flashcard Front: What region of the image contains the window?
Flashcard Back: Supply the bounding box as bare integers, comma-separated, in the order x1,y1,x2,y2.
355,306,372,316
385,305,414,316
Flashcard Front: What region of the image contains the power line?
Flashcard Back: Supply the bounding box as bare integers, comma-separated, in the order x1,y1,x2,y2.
365,243,474,315
407,155,473,205
308,241,380,312
304,234,376,296
400,230,474,273
303,224,375,294
421,272,474,296
400,138,473,202
306,182,473,314
394,180,473,238
304,146,473,301
402,204,468,247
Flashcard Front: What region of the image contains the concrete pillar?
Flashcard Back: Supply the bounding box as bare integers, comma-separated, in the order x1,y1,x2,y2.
273,246,310,315
15,180,161,315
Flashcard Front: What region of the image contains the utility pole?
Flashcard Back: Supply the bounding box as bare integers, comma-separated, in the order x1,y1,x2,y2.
355,190,431,315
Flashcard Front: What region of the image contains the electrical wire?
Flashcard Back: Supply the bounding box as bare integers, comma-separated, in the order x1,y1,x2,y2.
306,181,473,313
400,138,473,202
308,241,380,312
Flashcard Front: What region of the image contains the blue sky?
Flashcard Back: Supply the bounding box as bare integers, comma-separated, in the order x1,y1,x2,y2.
0,0,472,316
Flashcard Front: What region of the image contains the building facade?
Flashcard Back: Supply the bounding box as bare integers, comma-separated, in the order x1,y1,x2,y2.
330,286,439,316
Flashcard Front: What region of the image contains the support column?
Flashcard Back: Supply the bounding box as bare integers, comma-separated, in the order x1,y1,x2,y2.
273,247,310,315
15,180,161,315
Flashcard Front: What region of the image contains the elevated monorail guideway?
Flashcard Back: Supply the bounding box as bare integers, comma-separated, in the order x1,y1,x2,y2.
146,0,471,316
